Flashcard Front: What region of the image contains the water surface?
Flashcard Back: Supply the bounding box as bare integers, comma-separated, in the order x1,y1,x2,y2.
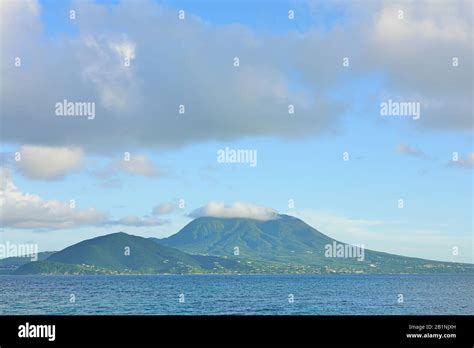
0,274,472,315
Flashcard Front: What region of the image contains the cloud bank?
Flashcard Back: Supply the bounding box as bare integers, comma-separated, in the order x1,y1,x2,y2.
0,0,341,153
2,0,470,154
189,201,278,221
0,168,104,229
15,145,84,180
0,168,167,229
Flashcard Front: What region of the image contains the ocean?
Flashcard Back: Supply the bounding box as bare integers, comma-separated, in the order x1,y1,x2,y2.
0,274,472,315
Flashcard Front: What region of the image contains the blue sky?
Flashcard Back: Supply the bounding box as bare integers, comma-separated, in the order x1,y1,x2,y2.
38,0,345,34
0,0,472,263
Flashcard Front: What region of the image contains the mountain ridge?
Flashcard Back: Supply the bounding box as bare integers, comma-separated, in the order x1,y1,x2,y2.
11,215,474,275
157,215,473,273
14,232,252,275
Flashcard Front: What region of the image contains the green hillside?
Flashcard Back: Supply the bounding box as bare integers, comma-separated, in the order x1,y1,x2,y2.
0,252,56,274
158,215,474,273
12,216,474,275
15,232,252,275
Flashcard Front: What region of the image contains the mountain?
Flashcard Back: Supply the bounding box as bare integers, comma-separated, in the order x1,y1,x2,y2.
158,215,474,273
14,232,252,275
12,216,474,275
0,252,55,274
158,215,333,261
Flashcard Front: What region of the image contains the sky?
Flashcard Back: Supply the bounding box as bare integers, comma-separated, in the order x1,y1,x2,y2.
0,0,472,263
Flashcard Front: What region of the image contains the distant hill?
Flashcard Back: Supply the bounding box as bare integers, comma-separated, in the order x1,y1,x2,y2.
14,232,252,275
12,216,474,275
158,215,474,273
0,252,55,274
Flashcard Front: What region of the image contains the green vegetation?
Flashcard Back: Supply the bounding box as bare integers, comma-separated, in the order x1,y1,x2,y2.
0,252,55,274
7,216,474,275
158,215,474,274
13,232,252,275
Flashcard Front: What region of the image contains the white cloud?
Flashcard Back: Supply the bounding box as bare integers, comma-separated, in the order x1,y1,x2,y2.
447,152,474,169
81,34,139,112
111,38,136,62
89,154,164,184
0,0,40,49
365,0,473,131
118,155,159,177
395,143,426,158
152,202,176,215
0,168,105,229
111,215,167,227
0,168,172,229
189,201,278,221
15,145,84,180
371,2,469,44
